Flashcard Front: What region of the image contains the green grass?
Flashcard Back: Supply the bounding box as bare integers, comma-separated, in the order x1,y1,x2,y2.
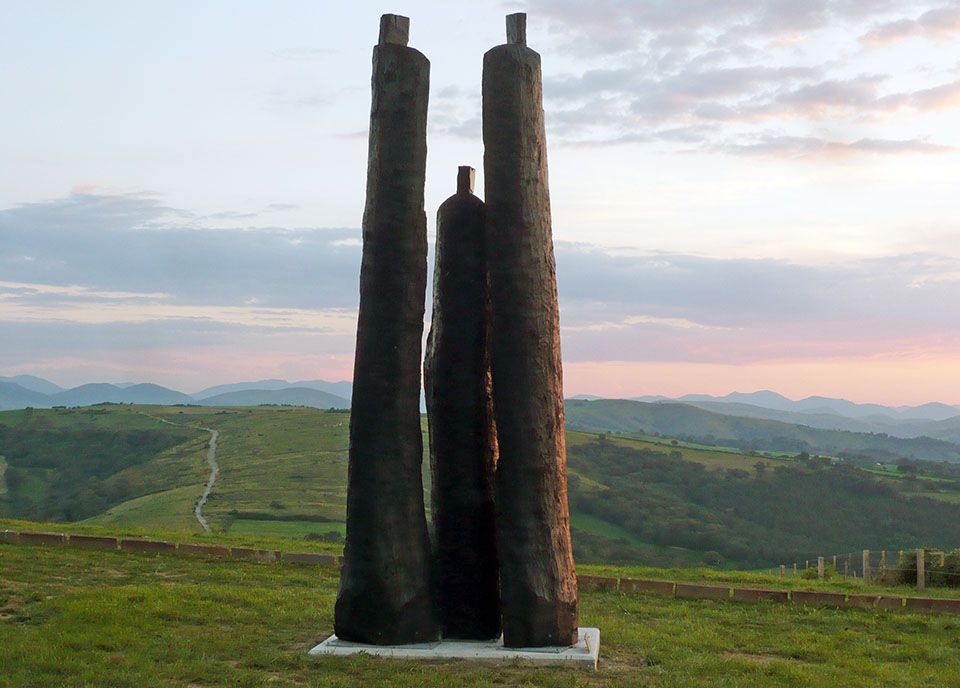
131,406,373,533
7,407,960,570
228,518,346,539
0,518,342,556
572,512,647,546
567,430,776,474
865,466,954,483
3,542,960,687
575,562,960,600
85,485,208,532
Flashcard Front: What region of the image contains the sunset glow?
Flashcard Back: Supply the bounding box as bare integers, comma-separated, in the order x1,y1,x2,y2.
2,1,960,404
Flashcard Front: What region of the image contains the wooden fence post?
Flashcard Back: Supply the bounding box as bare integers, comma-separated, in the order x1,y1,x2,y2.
817,557,825,580
793,563,798,576
779,564,785,579
863,550,871,585
880,550,886,577
832,554,837,570
917,549,926,592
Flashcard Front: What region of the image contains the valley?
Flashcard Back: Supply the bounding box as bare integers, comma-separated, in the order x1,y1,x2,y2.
4,404,960,570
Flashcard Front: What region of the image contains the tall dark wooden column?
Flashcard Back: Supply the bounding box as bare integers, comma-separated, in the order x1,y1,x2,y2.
335,13,438,646
482,13,579,648
424,166,501,640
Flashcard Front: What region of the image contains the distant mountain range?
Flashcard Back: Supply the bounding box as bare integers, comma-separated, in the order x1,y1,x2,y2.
191,379,353,401
629,390,960,421
564,398,960,463
0,377,351,411
7,375,960,456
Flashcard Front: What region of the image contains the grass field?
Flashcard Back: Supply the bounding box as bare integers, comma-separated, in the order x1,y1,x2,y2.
0,518,343,556
86,485,209,532
124,406,430,534
228,518,347,539
7,406,960,570
2,541,960,687
567,430,777,474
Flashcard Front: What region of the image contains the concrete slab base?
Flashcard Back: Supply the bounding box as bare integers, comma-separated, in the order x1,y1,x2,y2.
309,627,600,671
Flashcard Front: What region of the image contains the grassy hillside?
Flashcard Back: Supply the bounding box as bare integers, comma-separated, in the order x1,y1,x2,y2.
5,405,960,569
566,399,960,462
3,542,960,687
567,436,960,567
90,406,360,539
567,430,777,473
0,407,203,522
0,406,398,542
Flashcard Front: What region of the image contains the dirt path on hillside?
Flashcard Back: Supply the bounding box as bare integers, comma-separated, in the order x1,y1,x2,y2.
139,413,220,533
193,427,219,533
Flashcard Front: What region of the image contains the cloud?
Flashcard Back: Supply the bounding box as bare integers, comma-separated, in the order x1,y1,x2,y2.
554,245,960,364
757,76,960,120
526,0,937,53
6,191,960,378
484,0,960,156
0,191,361,310
861,5,960,46
205,210,260,221
712,134,955,158
0,280,170,302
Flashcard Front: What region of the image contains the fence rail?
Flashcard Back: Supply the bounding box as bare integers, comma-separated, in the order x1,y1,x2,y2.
1,528,340,567
6,529,960,617
768,548,960,591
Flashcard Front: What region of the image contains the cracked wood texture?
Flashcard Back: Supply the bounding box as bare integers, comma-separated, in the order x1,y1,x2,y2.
424,170,501,641
482,40,579,648
335,28,438,646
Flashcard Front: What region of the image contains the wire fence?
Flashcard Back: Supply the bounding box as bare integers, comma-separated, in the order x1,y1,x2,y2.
764,548,960,590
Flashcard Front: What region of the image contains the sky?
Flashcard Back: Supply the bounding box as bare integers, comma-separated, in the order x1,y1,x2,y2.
2,0,960,404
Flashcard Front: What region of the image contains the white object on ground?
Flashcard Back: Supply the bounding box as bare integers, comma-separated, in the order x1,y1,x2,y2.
308,627,600,671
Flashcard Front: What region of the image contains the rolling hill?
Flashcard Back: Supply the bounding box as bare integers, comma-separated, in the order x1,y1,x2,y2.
193,379,353,400
0,376,351,411
198,387,349,409
0,382,52,411
564,398,960,462
50,383,196,407
0,375,64,395
680,400,940,437
632,390,960,421
5,405,960,569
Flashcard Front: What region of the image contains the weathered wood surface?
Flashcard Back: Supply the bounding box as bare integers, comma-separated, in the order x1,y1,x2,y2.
335,15,438,646
482,15,579,648
424,166,500,640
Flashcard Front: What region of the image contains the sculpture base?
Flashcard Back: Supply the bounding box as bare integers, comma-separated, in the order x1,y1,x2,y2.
309,627,599,671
